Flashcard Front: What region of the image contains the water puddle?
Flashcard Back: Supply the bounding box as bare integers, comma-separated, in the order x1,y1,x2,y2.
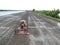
57,22,60,27
0,11,24,16
0,26,10,29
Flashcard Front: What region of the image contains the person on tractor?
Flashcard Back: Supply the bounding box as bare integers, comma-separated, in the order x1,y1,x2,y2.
20,20,27,29
16,20,29,34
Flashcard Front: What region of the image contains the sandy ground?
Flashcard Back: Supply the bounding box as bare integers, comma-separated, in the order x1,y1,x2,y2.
0,11,60,45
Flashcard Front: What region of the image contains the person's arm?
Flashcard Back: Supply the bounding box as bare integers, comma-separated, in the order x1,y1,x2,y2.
24,22,27,26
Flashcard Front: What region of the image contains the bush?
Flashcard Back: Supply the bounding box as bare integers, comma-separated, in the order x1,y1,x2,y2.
40,9,60,19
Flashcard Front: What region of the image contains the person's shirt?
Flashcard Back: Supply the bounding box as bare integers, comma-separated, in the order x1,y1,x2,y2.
20,20,26,23
20,20,27,26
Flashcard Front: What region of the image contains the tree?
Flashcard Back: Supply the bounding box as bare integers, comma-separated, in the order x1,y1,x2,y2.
33,9,35,11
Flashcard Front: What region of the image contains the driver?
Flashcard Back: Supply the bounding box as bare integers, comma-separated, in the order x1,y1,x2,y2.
20,20,27,29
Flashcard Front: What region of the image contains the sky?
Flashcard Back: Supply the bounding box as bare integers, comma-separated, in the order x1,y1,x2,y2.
0,0,60,10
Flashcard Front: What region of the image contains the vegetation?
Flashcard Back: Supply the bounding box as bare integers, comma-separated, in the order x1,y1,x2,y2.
34,9,60,22
0,10,19,11
33,9,35,11
40,9,60,19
